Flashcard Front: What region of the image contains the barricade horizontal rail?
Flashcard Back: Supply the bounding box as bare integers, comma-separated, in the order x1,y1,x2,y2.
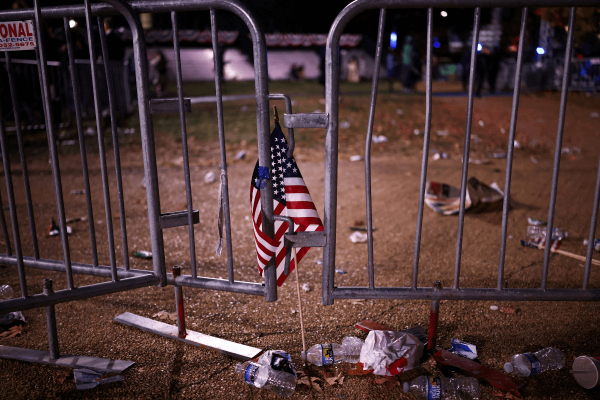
322,0,600,306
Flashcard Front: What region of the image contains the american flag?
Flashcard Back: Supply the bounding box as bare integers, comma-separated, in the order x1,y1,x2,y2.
250,121,323,286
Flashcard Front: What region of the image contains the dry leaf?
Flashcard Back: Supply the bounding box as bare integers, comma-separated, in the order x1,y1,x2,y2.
0,325,22,338
325,371,344,386
298,376,324,393
321,371,333,379
346,362,373,376
373,376,399,389
499,307,520,314
55,370,72,384
152,310,178,321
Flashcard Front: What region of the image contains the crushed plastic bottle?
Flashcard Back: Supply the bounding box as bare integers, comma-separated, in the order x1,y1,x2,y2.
341,336,364,363
302,343,343,366
403,376,480,400
527,225,568,240
236,350,296,398
235,361,269,389
0,284,14,301
504,347,565,377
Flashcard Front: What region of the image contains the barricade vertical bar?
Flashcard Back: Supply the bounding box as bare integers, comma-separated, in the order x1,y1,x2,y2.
5,52,39,260
498,8,527,290
0,187,12,257
364,8,385,290
210,9,235,284
453,8,480,290
0,116,27,297
412,8,433,290
171,11,197,278
583,155,600,289
542,8,576,290
64,16,99,268
98,16,129,272
43,279,59,359
84,0,118,281
34,0,74,290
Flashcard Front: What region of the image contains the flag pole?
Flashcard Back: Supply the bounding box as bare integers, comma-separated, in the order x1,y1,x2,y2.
293,247,307,355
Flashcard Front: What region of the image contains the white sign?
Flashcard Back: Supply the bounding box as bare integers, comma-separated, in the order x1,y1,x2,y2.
0,20,36,51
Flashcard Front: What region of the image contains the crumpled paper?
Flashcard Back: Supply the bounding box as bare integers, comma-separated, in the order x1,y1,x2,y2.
359,330,424,376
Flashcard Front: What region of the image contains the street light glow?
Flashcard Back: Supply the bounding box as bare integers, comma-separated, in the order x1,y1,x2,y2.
390,32,397,49
69,19,77,28
441,11,448,17
477,43,482,52
536,47,545,55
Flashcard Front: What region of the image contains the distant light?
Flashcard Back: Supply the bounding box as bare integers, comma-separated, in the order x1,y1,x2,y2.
477,43,482,52
441,11,448,17
536,47,545,55
433,42,441,48
69,19,77,29
390,32,397,49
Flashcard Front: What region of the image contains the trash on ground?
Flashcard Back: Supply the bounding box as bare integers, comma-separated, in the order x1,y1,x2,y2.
527,225,568,240
0,285,25,329
335,269,347,275
74,368,123,390
303,336,364,366
433,349,521,396
350,231,368,243
342,337,365,364
448,339,478,360
432,152,449,161
235,350,296,397
492,153,507,159
500,128,506,134
61,140,77,146
490,305,499,311
591,112,599,118
469,158,491,165
530,156,538,164
572,355,600,389
478,120,485,127
340,120,351,129
520,237,561,252
70,189,85,195
316,259,323,265
84,126,96,136
347,299,365,305
372,135,388,143
296,370,324,393
583,238,600,251
301,283,311,292
504,347,564,377
424,177,503,215
527,217,546,226
413,129,422,135
66,216,88,223
133,251,152,259
436,130,448,136
234,150,246,160
404,375,480,400
204,171,216,183
472,134,482,143
47,218,72,236
360,330,424,376
396,108,403,115
514,140,521,148
349,155,363,162
152,310,177,321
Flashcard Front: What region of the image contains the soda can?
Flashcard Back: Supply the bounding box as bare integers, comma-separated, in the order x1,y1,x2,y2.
572,356,600,389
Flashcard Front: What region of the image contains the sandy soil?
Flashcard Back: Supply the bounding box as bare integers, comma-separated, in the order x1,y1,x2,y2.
1,90,600,399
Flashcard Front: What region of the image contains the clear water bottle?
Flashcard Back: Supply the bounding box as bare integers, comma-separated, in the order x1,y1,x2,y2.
302,343,343,366
527,225,568,240
0,284,14,301
235,361,269,389
504,347,565,377
403,376,480,400
235,360,296,397
341,336,364,363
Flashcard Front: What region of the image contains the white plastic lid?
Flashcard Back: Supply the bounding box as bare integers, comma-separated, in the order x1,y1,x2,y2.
403,382,409,393
504,362,514,373
301,351,307,361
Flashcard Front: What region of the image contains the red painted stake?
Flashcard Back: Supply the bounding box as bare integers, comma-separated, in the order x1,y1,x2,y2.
173,266,187,338
427,280,442,353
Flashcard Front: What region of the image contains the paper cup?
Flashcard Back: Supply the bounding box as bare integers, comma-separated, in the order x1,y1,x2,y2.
572,356,600,389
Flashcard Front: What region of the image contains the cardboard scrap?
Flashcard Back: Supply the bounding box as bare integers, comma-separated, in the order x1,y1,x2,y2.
152,310,177,322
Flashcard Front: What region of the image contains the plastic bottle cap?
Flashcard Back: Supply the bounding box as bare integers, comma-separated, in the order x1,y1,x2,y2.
301,351,307,362
504,362,514,373
403,382,409,393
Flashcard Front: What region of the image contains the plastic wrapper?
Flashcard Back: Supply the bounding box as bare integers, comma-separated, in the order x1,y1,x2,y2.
448,339,478,360
424,177,503,216
359,330,424,376
74,368,123,390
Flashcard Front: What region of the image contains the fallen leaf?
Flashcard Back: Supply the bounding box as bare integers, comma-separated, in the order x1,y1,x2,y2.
346,362,373,376
325,371,344,386
373,376,399,389
321,371,333,379
55,370,73,384
0,325,22,338
152,310,178,321
298,376,324,393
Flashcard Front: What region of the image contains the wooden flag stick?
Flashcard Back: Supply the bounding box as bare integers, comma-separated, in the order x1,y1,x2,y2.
536,243,600,266
293,248,307,354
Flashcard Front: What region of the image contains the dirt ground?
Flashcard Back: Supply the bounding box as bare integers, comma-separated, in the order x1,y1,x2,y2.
2,85,600,399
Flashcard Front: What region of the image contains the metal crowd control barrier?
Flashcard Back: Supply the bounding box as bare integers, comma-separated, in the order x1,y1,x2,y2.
319,0,600,345
0,0,282,364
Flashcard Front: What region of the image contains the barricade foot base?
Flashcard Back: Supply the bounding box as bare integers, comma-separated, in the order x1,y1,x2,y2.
114,312,262,360
0,345,134,372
